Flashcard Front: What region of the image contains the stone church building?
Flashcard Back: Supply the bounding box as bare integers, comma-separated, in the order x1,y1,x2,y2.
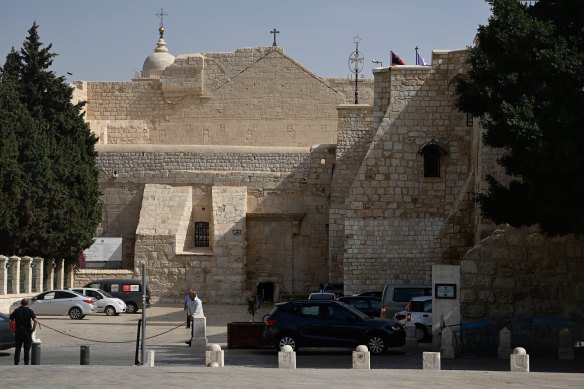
74,28,584,320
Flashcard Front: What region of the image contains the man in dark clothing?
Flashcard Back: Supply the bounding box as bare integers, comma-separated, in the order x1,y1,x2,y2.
9,298,38,365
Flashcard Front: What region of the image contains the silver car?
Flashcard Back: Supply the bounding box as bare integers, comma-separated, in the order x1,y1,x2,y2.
10,290,97,320
69,287,127,316
0,312,15,350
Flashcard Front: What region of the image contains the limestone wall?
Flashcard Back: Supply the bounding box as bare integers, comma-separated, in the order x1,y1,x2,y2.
339,50,477,294
96,145,333,303
461,227,584,319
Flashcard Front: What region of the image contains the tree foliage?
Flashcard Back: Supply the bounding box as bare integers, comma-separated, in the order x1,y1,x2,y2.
457,0,584,235
0,23,101,262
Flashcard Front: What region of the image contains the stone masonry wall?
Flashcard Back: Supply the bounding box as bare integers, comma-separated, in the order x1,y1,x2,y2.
342,50,476,294
329,105,376,282
461,227,584,320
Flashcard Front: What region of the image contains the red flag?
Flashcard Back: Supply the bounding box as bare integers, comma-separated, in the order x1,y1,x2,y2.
391,51,405,65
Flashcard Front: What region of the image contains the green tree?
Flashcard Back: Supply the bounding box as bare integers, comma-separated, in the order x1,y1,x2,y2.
0,23,101,262
457,0,584,236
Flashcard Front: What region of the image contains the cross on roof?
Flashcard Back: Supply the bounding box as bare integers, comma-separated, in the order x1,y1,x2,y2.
270,28,280,47
156,8,168,28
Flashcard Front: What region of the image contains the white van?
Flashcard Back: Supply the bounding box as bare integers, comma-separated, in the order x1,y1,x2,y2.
380,284,431,319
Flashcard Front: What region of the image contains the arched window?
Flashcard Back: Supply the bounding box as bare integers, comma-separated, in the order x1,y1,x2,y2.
418,139,448,178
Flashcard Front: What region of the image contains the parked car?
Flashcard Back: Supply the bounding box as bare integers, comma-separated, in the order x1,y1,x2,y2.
308,293,336,301
83,279,150,313
68,287,127,316
336,296,382,317
380,284,431,319
396,296,432,341
323,283,344,297
0,312,15,350
356,291,382,298
9,290,97,320
261,300,405,355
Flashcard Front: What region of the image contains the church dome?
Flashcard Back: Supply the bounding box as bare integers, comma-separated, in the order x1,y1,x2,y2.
142,29,175,78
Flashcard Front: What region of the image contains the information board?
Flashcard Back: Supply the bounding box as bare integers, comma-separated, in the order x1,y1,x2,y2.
84,238,123,262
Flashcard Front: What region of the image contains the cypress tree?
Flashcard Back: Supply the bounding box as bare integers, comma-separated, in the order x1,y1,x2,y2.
0,23,101,263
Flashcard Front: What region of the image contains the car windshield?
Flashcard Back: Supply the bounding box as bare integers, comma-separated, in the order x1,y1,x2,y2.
98,289,113,298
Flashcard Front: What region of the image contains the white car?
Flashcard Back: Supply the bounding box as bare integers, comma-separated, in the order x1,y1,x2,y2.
69,287,127,316
10,290,97,320
398,295,432,341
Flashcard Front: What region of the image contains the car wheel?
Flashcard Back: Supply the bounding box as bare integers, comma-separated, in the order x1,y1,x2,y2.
367,333,387,355
415,325,428,342
126,302,138,313
105,305,116,316
277,334,298,351
69,307,83,320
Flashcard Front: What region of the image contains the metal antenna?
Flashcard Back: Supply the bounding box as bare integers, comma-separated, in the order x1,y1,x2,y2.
348,35,364,104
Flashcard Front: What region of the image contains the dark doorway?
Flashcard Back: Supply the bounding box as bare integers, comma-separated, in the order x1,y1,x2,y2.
260,282,274,302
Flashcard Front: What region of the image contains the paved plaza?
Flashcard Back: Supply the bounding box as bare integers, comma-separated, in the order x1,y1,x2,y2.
0,305,582,387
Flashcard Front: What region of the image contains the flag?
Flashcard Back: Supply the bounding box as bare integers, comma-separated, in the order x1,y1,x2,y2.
391,51,405,66
417,53,428,66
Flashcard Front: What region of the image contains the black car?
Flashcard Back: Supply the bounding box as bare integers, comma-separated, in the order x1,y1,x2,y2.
0,312,15,350
337,296,382,317
261,300,405,355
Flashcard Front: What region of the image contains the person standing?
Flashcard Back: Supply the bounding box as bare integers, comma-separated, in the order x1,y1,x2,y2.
185,290,204,346
183,288,193,328
9,298,38,365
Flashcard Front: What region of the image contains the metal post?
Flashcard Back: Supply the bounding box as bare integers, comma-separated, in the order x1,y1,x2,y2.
80,345,90,365
31,342,41,365
140,262,147,365
415,46,419,65
135,318,142,365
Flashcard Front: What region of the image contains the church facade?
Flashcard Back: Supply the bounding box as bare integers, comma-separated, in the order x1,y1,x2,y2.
74,31,584,320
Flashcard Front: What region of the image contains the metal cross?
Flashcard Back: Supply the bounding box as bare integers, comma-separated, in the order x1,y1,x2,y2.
270,28,280,47
156,8,168,28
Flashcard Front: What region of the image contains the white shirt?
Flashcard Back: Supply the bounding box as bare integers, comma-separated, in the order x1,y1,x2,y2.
186,295,204,317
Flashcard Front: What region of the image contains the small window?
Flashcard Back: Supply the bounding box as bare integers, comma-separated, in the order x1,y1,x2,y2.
195,222,210,247
423,146,442,177
418,140,448,178
466,112,473,127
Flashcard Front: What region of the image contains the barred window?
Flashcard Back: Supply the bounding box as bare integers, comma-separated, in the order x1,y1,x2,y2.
194,222,210,247
466,112,473,127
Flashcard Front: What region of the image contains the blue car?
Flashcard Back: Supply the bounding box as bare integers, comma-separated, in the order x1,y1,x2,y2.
0,312,15,350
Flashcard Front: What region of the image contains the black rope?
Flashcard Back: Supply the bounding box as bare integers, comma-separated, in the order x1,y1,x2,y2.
39,321,188,344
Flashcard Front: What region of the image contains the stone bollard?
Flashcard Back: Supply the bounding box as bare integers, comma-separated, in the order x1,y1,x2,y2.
352,345,370,369
498,327,512,359
440,327,455,359
205,344,224,367
278,345,296,369
192,316,208,352
510,347,529,372
145,350,155,367
423,352,441,370
558,328,574,360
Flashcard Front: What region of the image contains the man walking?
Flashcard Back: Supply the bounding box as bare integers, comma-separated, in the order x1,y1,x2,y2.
185,290,204,346
9,298,38,365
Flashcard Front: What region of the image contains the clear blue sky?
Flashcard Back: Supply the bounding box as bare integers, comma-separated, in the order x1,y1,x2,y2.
1,0,492,82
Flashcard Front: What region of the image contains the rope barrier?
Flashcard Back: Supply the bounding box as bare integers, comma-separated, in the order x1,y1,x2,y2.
38,320,188,344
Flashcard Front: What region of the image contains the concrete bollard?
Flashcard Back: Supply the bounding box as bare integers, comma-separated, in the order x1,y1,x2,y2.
510,347,529,372
558,328,574,360
80,345,90,365
205,344,224,367
31,341,41,365
278,345,296,369
498,327,512,359
145,350,155,367
440,327,455,359
192,316,208,352
423,352,441,370
352,345,370,369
